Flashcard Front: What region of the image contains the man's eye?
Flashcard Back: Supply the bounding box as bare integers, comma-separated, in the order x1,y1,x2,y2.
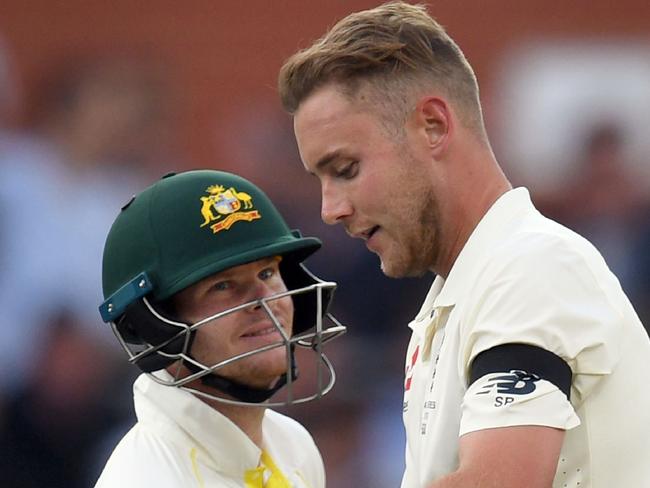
335,161,358,179
213,281,231,291
259,268,275,280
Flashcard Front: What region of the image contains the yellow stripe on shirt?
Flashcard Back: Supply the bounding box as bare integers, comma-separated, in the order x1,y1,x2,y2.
190,447,205,488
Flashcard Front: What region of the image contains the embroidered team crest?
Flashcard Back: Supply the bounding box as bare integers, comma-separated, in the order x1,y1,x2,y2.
199,184,261,233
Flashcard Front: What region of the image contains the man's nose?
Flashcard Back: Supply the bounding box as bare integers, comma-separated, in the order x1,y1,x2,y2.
247,279,283,311
321,184,352,225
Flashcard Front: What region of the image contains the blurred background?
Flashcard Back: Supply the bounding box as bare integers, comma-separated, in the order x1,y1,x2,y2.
0,1,648,486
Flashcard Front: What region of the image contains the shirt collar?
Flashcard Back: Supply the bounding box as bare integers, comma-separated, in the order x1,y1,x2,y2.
134,372,262,476
411,187,533,328
436,186,533,306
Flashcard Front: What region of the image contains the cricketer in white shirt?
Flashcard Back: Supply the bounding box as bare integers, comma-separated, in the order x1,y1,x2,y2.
401,188,650,488
95,372,325,488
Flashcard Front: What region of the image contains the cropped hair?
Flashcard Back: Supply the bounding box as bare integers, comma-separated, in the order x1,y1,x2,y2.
278,1,484,133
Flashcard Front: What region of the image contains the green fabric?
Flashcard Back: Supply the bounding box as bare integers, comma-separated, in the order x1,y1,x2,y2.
101,170,320,304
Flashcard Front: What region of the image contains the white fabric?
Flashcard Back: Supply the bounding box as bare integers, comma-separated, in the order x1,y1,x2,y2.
95,373,325,487
401,187,650,488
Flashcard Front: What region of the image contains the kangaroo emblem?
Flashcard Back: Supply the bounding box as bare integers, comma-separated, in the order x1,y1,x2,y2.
200,195,219,227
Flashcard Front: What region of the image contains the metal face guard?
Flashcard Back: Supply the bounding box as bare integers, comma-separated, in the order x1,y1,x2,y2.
111,281,346,406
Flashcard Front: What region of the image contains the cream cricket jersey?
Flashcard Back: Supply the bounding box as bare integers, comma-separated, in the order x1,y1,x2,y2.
401,187,650,488
95,373,325,488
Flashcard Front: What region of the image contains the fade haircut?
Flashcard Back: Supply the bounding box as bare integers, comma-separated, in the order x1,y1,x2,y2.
278,1,485,136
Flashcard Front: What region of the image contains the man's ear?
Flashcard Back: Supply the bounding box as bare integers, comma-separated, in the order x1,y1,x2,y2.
413,96,452,157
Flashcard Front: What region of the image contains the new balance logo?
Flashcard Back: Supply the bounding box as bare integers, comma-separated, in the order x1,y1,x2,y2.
477,370,541,396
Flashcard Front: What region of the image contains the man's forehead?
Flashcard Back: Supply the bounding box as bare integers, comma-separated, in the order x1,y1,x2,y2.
294,86,378,169
294,84,361,127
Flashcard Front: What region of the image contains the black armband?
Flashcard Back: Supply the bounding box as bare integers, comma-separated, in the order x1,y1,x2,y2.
469,343,573,399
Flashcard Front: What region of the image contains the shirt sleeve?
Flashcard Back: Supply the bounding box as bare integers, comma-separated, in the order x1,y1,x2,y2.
458,233,622,434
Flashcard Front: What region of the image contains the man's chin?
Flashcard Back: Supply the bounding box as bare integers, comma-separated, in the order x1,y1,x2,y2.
244,360,289,386
379,256,407,278
380,254,429,278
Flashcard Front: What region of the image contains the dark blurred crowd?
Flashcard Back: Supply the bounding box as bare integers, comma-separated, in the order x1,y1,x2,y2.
0,41,648,488
0,49,176,486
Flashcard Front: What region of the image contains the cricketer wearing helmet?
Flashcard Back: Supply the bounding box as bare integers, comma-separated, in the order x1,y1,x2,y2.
94,170,346,487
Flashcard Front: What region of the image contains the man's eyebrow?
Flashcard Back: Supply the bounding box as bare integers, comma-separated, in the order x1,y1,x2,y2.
208,257,279,282
310,150,342,175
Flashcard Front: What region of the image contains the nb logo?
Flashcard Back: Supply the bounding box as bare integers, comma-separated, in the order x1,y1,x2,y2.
477,369,541,396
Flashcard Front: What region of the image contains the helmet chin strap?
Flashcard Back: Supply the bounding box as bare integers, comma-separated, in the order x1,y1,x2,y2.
184,345,299,404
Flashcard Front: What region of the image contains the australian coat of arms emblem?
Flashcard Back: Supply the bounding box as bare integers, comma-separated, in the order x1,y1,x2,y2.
200,184,261,233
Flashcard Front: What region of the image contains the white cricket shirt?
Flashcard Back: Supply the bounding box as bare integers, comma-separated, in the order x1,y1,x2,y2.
95,373,325,487
401,187,650,488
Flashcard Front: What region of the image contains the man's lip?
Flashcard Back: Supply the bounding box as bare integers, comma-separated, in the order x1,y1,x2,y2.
365,227,381,252
349,225,380,241
240,323,284,338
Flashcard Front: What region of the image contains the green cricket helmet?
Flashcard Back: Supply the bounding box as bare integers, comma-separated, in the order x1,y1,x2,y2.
99,170,345,406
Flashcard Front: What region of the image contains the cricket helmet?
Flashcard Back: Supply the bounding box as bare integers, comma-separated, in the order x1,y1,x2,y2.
99,170,345,406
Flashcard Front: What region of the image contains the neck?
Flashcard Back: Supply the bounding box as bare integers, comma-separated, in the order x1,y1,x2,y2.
434,144,511,278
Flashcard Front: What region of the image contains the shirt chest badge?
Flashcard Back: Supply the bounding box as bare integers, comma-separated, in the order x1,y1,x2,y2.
404,345,420,392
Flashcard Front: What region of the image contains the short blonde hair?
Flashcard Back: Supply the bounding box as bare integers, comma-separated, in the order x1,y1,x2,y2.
278,1,484,133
